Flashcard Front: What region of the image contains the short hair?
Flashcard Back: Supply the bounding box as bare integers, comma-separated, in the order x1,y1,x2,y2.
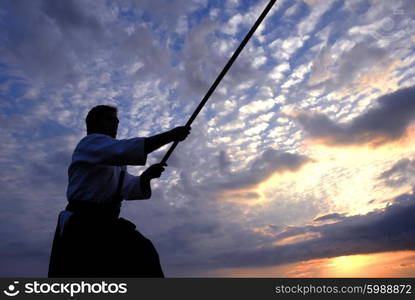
86,105,117,134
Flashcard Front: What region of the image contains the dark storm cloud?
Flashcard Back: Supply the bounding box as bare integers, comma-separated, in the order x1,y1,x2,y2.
295,85,415,146
212,191,415,268
272,225,314,240
314,213,346,222
379,158,412,179
377,157,415,188
205,148,311,191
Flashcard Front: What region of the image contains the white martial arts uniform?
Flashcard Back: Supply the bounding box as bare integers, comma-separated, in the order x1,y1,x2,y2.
67,133,151,205
49,133,165,277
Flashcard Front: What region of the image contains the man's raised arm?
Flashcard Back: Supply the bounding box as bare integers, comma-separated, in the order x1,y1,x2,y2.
144,126,191,154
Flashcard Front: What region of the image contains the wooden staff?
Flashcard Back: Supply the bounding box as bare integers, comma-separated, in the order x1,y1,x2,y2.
161,0,277,165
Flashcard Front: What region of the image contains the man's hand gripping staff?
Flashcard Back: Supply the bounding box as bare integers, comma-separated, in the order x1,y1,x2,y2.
142,125,191,184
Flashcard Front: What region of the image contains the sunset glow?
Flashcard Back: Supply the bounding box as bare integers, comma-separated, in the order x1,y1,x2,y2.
1,0,415,277
203,251,415,277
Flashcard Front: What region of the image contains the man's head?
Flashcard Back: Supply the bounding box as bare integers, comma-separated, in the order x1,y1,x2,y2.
86,105,119,138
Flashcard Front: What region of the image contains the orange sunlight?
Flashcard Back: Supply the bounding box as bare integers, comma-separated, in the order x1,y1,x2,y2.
220,130,415,220
202,251,415,277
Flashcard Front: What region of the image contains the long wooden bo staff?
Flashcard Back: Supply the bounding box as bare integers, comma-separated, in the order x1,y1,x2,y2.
160,0,277,165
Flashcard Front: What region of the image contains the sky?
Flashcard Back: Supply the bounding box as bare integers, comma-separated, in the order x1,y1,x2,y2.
1,0,415,277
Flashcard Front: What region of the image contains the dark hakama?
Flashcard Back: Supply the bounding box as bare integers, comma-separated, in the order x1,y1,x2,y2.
48,206,164,278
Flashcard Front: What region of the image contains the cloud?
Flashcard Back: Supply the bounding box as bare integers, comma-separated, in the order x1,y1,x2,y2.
314,213,346,222
297,0,335,37
308,42,396,93
127,0,207,31
217,150,231,171
0,0,175,88
294,85,415,147
115,25,171,79
0,241,50,276
213,191,415,268
205,148,311,191
41,0,103,37
239,98,275,118
377,157,415,188
1,0,414,278
0,0,107,84
308,46,332,85
180,19,221,94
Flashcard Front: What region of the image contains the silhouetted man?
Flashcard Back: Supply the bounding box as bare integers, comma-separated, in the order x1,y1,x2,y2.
48,105,190,277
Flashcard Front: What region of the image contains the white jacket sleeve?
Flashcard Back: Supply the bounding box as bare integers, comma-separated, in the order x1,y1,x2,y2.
74,134,147,166
122,172,151,200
